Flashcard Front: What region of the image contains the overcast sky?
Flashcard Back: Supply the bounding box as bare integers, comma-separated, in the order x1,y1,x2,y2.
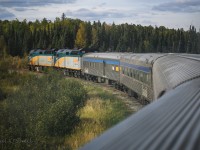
0,0,200,30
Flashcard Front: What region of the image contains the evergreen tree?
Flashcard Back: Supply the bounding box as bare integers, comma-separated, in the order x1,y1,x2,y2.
0,16,199,55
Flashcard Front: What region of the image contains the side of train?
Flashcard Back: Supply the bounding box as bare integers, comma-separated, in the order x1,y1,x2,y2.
28,49,200,102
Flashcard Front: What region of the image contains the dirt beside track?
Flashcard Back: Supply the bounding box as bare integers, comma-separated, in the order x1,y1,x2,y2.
69,77,144,113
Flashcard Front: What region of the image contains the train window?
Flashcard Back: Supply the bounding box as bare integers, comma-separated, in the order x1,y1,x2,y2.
132,69,135,78
143,73,147,83
122,67,124,74
116,66,119,72
139,72,143,81
130,69,132,77
112,66,115,71
128,68,130,76
136,71,139,80
126,68,128,76
143,73,145,82
141,73,143,82
127,68,129,76
124,68,126,75
134,70,137,79
71,51,79,55
133,70,136,78
129,68,131,76
130,69,133,77
146,74,150,85
142,73,147,84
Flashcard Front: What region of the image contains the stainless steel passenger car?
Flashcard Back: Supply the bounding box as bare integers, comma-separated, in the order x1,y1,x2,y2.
82,53,125,83
120,54,166,102
153,53,200,99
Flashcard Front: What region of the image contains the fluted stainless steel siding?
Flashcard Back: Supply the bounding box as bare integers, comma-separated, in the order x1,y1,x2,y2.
81,78,200,150
153,54,200,99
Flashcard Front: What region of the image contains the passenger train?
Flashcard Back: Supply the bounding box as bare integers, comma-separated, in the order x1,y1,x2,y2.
28,49,200,102
28,49,200,149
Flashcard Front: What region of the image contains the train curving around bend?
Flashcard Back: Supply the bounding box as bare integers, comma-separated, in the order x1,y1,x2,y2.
28,49,200,149
28,49,200,102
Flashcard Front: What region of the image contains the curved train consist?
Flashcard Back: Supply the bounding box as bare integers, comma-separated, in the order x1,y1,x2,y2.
28,49,200,102
28,49,200,149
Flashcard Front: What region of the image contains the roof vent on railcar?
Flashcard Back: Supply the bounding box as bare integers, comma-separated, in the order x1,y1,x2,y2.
79,48,99,54
44,50,53,54
70,50,80,55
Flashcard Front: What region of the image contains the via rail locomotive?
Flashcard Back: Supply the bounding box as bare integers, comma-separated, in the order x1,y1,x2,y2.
28,49,200,102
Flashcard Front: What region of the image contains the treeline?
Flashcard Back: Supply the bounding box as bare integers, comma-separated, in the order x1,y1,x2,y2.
0,13,200,56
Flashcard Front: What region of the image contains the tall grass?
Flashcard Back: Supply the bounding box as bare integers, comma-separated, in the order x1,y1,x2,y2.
0,56,29,99
63,81,132,149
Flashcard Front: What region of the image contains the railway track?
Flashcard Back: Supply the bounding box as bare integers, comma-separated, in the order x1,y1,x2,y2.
79,79,144,113
21,68,144,112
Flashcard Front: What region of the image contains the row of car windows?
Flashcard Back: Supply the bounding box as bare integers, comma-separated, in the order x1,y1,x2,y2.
83,62,118,71
83,62,101,68
83,61,151,85
122,67,151,85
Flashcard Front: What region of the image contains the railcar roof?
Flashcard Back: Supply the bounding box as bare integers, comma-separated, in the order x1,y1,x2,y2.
83,52,128,60
29,49,37,54
57,49,66,53
32,49,44,54
121,53,167,64
56,49,69,53
177,53,200,61
81,78,200,150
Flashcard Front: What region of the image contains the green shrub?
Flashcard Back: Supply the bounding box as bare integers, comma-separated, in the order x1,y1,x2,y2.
1,71,87,149
0,87,6,101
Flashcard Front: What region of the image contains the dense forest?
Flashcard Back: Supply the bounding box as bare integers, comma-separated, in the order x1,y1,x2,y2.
0,13,200,56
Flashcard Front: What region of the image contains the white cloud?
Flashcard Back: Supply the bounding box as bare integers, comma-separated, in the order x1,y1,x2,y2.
153,0,200,13
0,0,199,30
0,8,15,19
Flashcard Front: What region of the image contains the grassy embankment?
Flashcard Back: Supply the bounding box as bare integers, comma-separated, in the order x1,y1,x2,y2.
64,80,134,149
0,56,138,149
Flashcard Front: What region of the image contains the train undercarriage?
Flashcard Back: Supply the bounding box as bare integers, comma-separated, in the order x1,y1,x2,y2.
28,64,149,104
